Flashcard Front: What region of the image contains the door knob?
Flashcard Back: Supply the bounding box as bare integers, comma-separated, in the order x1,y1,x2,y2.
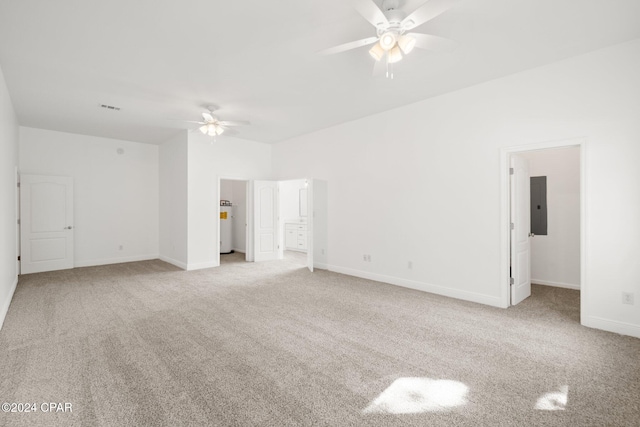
529,232,535,237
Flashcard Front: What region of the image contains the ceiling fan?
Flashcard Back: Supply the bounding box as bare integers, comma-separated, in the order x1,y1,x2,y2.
187,106,250,138
320,0,458,76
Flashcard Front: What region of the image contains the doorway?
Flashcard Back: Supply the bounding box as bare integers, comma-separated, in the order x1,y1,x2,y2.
279,179,309,267
500,139,586,321
219,178,249,263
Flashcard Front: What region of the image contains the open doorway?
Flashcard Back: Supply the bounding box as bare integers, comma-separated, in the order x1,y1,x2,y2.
219,178,249,264
279,179,309,267
501,139,586,322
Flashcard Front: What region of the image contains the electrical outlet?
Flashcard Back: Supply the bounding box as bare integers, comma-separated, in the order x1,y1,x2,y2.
622,292,634,305
408,261,413,269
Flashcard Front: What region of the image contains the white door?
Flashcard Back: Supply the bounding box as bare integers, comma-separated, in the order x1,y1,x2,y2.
306,180,314,272
510,155,531,305
253,180,278,262
20,175,74,274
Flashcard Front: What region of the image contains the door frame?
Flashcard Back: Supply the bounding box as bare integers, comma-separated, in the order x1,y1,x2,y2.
15,167,20,275
217,176,252,264
499,138,587,319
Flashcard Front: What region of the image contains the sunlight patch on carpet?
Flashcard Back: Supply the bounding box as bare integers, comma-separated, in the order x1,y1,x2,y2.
535,385,568,411
363,377,469,414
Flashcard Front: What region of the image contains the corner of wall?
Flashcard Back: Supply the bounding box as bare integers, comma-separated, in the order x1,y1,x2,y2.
0,277,18,330
0,63,20,330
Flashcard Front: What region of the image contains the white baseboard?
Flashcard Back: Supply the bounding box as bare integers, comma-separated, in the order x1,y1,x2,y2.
314,262,329,270
583,315,640,339
0,276,19,331
187,261,218,271
232,248,246,254
159,255,187,270
532,279,580,290
75,254,159,268
328,265,503,308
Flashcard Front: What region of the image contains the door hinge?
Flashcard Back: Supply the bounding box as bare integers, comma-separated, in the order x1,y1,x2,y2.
17,219,20,225
17,255,20,261
509,167,514,175
510,222,514,230
510,277,514,285
17,182,20,188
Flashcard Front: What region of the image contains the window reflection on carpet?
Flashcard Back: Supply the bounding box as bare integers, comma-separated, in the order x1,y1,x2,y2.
363,377,469,414
535,385,568,411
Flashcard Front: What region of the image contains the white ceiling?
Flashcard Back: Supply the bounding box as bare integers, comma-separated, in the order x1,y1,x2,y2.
1,0,639,145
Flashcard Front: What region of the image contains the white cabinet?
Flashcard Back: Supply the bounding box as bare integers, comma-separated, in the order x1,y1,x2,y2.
285,223,307,252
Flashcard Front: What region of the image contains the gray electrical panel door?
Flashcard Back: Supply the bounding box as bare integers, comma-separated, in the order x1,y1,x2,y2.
530,176,547,235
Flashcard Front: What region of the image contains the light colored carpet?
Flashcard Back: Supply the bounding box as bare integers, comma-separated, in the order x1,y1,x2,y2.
1,255,639,426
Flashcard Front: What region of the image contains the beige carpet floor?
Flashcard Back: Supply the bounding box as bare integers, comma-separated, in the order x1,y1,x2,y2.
1,254,639,426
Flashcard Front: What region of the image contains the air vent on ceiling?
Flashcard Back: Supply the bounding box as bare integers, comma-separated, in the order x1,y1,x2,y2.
98,103,121,111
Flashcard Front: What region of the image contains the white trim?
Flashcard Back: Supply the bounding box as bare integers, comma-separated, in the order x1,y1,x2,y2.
187,261,218,271
583,316,640,339
15,167,20,276
75,254,159,268
0,276,19,330
329,265,504,308
313,262,329,270
532,280,580,290
159,255,187,270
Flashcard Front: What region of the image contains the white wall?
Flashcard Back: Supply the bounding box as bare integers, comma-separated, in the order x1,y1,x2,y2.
0,64,19,329
520,147,580,289
159,132,188,268
272,38,640,338
20,127,159,268
187,133,271,270
220,180,233,202
280,179,306,222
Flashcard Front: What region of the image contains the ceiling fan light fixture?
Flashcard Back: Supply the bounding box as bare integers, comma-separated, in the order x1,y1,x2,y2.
379,32,397,51
199,125,208,134
398,34,416,54
207,124,217,137
369,42,384,61
388,45,403,63
215,125,224,136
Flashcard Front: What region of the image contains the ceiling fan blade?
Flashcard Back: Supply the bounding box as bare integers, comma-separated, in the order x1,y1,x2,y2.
354,0,389,28
218,120,250,127
407,33,456,52
202,112,214,122
184,120,206,125
319,37,379,55
402,0,460,31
